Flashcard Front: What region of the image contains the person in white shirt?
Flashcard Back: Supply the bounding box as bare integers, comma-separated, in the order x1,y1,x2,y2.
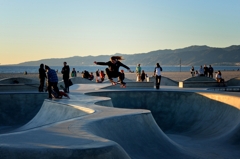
199,65,204,76
154,63,162,89
215,70,224,83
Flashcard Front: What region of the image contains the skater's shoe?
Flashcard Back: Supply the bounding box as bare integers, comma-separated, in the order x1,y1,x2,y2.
120,82,126,88
109,79,117,85
112,81,117,85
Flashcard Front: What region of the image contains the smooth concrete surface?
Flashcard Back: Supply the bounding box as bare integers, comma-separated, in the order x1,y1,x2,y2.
1,83,240,158
0,77,38,84
101,82,154,89
227,77,240,86
0,84,40,92
0,93,47,126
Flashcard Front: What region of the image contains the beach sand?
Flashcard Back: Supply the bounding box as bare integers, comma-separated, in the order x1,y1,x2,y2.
1,71,240,82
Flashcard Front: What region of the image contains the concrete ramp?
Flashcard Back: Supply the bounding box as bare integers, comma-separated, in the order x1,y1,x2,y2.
1,89,240,158
227,77,240,86
85,112,194,159
16,100,95,131
0,93,47,127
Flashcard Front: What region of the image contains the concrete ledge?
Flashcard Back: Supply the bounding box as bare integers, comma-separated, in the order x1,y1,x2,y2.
179,76,225,88
179,81,222,88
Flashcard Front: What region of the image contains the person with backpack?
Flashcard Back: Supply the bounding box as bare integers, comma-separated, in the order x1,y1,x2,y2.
154,63,162,89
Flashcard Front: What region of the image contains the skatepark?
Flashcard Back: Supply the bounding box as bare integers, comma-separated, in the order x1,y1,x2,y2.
0,76,240,159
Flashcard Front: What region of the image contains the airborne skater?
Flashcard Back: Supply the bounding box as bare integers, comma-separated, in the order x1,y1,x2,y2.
94,56,133,88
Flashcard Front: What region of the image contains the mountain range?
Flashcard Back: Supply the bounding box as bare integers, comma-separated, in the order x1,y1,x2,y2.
16,45,240,66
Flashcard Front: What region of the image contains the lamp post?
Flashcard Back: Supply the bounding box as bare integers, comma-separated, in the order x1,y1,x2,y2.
180,59,181,72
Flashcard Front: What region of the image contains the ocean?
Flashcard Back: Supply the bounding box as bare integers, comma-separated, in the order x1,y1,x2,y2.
0,65,240,73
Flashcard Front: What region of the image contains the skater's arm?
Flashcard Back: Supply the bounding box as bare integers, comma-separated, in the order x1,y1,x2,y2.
118,62,133,72
94,61,109,66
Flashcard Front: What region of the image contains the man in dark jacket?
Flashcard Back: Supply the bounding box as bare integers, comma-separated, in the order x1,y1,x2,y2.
208,65,214,78
61,62,70,93
38,63,46,92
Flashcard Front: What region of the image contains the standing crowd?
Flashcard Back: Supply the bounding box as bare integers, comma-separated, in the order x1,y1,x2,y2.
190,65,225,84
38,62,71,99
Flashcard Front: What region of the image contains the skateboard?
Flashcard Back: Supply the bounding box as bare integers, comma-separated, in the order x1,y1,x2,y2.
111,81,126,88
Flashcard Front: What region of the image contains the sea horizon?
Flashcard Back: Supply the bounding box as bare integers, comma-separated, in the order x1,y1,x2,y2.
0,65,240,74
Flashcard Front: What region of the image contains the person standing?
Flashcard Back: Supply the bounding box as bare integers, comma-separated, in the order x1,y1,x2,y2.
190,66,195,77
203,65,209,77
141,70,146,82
136,64,141,82
208,65,214,78
199,65,204,76
154,63,162,89
71,68,77,77
94,56,133,87
45,65,59,99
38,63,46,92
61,62,70,93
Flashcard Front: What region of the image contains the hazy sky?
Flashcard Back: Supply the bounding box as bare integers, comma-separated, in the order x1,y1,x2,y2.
1,0,240,65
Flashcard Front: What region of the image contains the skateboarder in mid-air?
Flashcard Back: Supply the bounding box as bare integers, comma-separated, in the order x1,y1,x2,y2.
94,56,133,87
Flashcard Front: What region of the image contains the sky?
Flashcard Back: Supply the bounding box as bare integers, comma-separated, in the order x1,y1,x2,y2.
1,0,240,65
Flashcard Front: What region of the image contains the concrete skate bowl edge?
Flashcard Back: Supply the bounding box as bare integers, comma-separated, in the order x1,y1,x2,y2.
85,90,240,158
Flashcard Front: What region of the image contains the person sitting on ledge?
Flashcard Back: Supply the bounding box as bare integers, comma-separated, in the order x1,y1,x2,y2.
215,70,225,86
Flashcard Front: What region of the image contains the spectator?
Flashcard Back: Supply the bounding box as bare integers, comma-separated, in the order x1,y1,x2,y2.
195,70,199,76
95,70,102,83
136,64,141,82
216,70,225,83
71,68,77,77
82,70,90,79
61,62,70,93
199,66,204,76
208,65,214,78
100,70,105,82
141,70,146,82
154,63,162,89
190,66,195,77
89,72,94,80
38,63,46,92
203,65,209,77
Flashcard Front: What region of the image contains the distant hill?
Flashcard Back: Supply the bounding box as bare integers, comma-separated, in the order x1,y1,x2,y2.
15,45,240,66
